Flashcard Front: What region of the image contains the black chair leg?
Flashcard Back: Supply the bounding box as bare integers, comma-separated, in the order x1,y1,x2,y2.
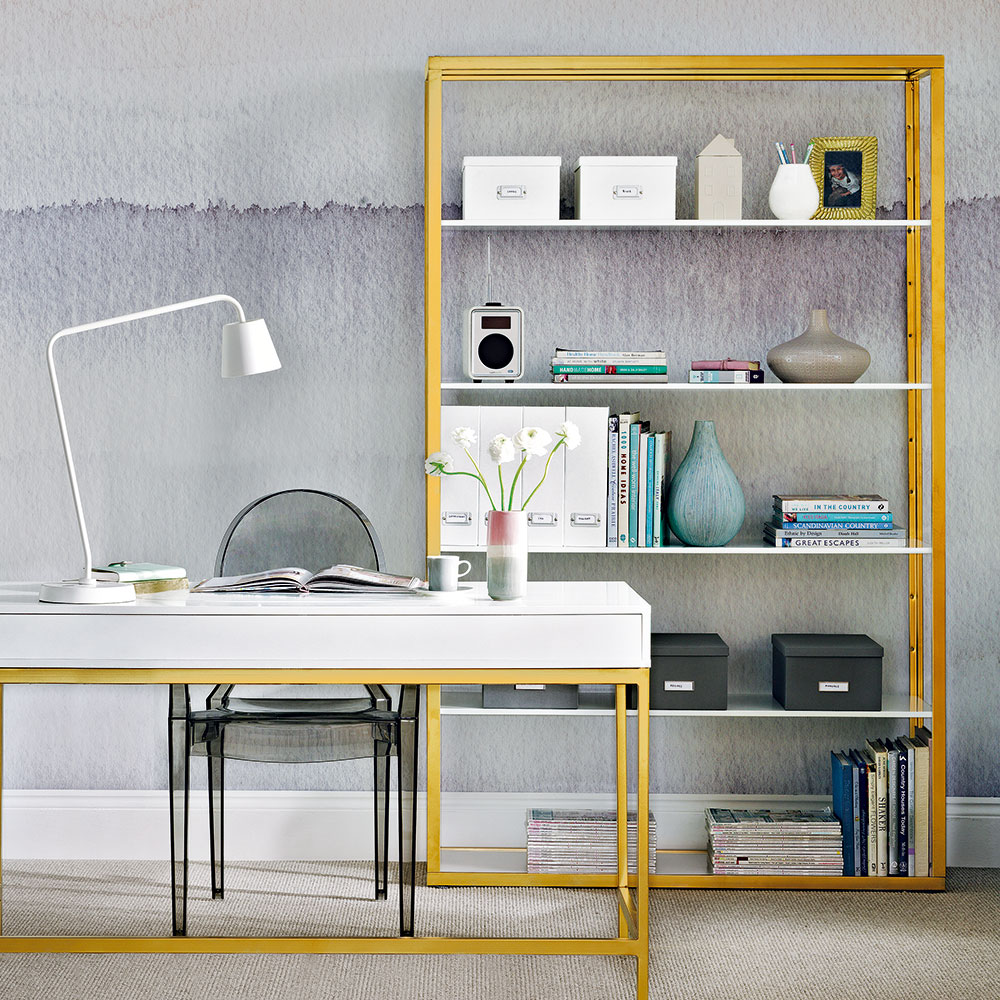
168,685,191,936
374,742,389,899
398,685,420,936
208,741,225,899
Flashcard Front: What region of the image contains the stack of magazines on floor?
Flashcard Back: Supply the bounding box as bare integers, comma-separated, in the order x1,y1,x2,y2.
765,494,906,548
526,809,657,873
687,358,763,384
551,347,667,383
830,728,932,877
705,808,843,875
191,565,428,594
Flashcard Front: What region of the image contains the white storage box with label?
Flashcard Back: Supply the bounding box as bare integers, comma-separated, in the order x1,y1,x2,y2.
462,156,561,222
574,156,677,221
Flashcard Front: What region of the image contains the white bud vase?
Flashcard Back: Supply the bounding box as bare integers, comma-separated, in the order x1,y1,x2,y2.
768,163,820,221
486,510,528,600
767,308,871,383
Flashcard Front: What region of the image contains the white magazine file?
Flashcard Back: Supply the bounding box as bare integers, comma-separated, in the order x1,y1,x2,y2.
440,406,480,550
477,406,524,547
564,405,611,547
522,406,566,549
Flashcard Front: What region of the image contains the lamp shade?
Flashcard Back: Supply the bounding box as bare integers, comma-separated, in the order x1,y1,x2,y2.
222,318,281,377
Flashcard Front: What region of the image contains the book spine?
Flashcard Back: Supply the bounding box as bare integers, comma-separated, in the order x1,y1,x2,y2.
651,433,664,547
778,511,893,523
766,527,905,539
897,741,908,876
773,497,889,513
831,752,853,877
887,745,899,875
767,537,906,548
618,415,632,546
553,373,671,383
607,415,619,548
637,430,648,548
769,521,898,533
868,742,889,875
628,422,641,546
851,758,862,876
645,434,656,546
688,370,764,383
555,349,665,359
552,363,668,374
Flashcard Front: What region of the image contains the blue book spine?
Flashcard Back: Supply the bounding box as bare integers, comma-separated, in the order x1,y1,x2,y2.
830,751,854,877
776,511,892,523
645,435,656,545
628,422,640,546
770,519,895,531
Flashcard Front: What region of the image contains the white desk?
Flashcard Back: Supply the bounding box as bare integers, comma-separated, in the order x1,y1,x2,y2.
0,581,652,998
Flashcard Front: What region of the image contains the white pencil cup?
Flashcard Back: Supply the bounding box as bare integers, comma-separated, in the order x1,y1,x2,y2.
768,164,820,221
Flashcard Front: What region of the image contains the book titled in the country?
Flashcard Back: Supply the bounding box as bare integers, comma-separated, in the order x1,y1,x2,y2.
773,494,890,513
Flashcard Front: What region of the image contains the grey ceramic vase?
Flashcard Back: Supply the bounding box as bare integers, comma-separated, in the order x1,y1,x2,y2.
766,308,871,383
666,420,745,547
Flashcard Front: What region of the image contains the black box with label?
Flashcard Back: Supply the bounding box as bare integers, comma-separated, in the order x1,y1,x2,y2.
771,633,883,711
628,633,729,711
482,684,579,709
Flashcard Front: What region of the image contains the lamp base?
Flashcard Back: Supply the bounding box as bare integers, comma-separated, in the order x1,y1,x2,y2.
39,580,137,604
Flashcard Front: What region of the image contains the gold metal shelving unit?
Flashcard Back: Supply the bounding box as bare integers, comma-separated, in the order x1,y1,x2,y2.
424,54,946,892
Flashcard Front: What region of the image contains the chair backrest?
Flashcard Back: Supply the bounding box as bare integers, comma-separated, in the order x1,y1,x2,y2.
215,489,385,577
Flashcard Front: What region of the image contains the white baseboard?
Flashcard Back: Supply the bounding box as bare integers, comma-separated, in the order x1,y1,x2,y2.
3,790,998,868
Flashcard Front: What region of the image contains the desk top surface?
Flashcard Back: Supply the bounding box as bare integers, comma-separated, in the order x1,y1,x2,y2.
0,581,649,617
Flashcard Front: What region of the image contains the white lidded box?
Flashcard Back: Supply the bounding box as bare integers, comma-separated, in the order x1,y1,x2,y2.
574,156,677,221
462,156,561,221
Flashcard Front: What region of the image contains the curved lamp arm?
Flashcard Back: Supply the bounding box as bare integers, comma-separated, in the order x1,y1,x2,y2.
46,294,273,589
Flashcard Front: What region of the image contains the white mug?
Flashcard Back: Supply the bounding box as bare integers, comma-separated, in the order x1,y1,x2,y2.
427,555,472,592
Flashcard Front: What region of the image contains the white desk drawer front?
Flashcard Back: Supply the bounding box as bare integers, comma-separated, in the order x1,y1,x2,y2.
2,612,647,669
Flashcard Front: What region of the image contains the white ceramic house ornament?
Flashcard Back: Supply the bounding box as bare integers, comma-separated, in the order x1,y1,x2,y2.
695,135,742,220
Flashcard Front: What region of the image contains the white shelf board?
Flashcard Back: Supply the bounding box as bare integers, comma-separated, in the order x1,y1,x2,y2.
443,218,930,230
440,689,933,720
438,847,706,876
442,541,931,555
442,382,931,391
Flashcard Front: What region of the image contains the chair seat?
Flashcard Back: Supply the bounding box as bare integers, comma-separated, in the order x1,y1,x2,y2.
221,696,383,716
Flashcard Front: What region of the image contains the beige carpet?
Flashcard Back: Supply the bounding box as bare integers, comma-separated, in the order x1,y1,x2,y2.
0,862,997,999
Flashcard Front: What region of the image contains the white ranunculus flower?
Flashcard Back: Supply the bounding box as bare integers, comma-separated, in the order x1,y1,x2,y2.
424,451,454,475
558,420,581,450
513,426,552,457
451,426,476,449
488,434,516,464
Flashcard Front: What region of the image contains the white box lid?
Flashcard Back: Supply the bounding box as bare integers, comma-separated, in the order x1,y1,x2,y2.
463,156,562,168
574,156,677,170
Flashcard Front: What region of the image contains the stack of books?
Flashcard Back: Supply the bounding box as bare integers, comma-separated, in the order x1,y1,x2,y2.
607,413,671,547
526,808,657,874
551,348,667,383
688,359,763,384
92,562,189,595
831,729,932,878
706,808,843,875
765,494,906,548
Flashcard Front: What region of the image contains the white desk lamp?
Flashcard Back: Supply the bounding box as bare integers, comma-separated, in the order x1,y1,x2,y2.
39,294,281,605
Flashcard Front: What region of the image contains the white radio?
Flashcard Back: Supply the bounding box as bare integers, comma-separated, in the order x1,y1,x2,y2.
462,236,524,382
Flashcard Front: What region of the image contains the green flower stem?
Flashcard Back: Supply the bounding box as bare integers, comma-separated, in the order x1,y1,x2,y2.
507,454,528,510
434,468,494,506
522,436,567,511
497,464,506,511
464,447,497,510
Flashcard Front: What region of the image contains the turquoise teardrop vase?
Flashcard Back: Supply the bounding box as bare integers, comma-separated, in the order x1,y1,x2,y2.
667,420,745,546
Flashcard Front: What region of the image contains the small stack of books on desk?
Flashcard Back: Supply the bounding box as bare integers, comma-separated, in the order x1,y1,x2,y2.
706,808,843,875
526,808,657,873
765,494,906,548
551,348,667,383
92,562,189,595
688,359,763,384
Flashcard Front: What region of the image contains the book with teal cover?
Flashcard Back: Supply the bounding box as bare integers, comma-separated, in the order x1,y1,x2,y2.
831,751,855,876
628,421,647,546
645,433,656,545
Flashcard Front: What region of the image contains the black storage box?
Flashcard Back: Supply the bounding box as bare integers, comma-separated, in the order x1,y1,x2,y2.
628,633,729,710
482,684,579,709
771,633,883,711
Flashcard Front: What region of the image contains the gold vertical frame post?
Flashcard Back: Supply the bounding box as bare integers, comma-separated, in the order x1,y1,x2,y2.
425,684,443,882
635,672,649,999
614,684,632,938
424,67,443,558
928,66,947,877
905,76,924,723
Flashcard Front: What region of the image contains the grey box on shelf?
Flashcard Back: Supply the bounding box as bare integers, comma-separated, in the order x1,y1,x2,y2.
482,684,580,709
771,633,883,711
627,633,729,711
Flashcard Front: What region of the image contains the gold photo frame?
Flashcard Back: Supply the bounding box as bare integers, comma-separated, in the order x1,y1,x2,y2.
810,136,878,219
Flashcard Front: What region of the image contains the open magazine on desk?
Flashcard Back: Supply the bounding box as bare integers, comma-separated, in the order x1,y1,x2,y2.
191,564,428,594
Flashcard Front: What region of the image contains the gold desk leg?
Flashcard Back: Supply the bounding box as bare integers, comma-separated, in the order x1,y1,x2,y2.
426,684,442,880
615,683,627,939
636,673,650,1000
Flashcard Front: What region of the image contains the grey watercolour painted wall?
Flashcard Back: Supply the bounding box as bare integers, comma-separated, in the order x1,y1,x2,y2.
1,2,997,800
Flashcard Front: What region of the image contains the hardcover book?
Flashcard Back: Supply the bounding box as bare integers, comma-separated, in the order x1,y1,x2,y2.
773,494,890,513
607,413,619,547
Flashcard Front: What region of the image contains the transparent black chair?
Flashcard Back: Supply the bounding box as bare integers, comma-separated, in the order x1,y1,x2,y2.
168,489,420,937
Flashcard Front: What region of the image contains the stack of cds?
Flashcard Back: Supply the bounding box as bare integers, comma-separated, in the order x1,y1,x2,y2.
706,808,843,875
526,809,657,873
